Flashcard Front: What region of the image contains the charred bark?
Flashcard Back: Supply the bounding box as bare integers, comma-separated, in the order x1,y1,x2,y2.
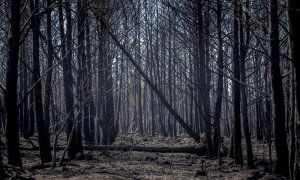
30,0,52,163
269,0,290,177
5,0,22,167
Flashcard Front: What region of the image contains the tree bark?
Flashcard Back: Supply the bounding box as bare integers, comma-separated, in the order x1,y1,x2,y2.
102,44,118,145
233,0,243,165
213,0,224,161
44,0,54,130
5,0,22,167
76,0,85,153
59,0,77,159
240,0,254,169
96,22,105,144
30,0,52,163
269,0,290,177
20,41,30,139
287,1,300,177
85,16,96,144
201,0,213,158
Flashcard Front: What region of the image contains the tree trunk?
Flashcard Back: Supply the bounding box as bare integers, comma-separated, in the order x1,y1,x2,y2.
86,17,95,144
233,0,243,165
213,0,224,162
102,44,118,145
76,0,85,153
30,0,52,163
20,41,30,139
287,0,300,177
59,0,77,159
269,0,290,177
28,79,35,137
5,0,22,167
201,0,213,158
44,0,54,130
96,23,105,144
81,2,92,144
240,0,254,169
95,3,118,145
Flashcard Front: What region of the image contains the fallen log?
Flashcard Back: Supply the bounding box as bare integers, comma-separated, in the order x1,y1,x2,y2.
84,145,207,155
4,145,207,155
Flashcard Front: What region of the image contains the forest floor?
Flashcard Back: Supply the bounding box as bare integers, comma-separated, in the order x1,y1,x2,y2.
1,133,287,179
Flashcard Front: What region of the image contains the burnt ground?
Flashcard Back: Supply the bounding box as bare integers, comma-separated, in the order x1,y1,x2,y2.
1,133,287,179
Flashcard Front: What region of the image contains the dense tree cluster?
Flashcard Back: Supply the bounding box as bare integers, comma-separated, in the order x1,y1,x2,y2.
0,0,299,178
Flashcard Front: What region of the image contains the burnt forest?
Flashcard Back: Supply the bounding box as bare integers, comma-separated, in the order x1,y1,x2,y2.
0,0,300,179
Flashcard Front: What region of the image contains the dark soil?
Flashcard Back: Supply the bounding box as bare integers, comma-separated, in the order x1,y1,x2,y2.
1,133,287,179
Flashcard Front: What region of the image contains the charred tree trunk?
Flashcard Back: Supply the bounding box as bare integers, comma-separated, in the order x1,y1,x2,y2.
59,0,77,159
202,0,213,158
287,0,300,177
269,0,290,177
5,0,22,167
76,0,85,153
20,41,30,139
81,2,92,144
288,0,300,123
102,44,118,145
30,0,52,163
233,0,243,165
96,23,105,144
213,0,224,161
44,0,54,130
240,0,254,169
95,3,118,145
28,79,35,137
197,0,213,157
86,17,95,144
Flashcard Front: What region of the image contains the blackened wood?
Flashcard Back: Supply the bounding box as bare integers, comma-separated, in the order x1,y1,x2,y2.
5,0,22,166
232,0,243,165
269,0,290,177
30,0,52,163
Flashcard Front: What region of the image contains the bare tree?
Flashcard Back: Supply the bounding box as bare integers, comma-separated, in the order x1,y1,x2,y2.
269,0,289,177
232,0,243,165
213,0,224,163
30,0,52,163
5,0,22,167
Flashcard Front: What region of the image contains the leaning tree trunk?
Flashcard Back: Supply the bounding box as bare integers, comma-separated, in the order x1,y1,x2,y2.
5,0,22,167
101,20,201,143
269,0,290,177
